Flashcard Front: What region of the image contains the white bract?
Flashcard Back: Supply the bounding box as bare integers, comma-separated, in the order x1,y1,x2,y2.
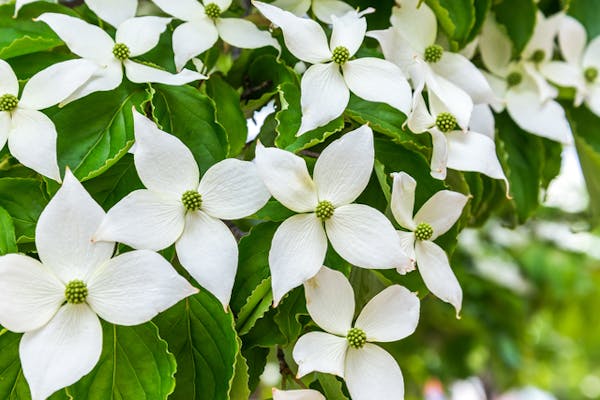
0,170,197,400
270,0,353,23
293,266,420,400
541,15,600,116
152,0,280,71
390,172,468,316
273,388,325,400
93,110,271,307
253,1,412,135
0,58,97,181
14,0,137,26
254,125,412,305
36,12,205,105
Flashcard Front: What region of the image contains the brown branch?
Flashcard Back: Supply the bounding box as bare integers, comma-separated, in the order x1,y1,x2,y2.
277,347,307,389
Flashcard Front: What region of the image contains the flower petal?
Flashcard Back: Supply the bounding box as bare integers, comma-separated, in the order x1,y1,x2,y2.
366,28,415,75
269,213,327,305
429,128,449,180
397,230,416,269
390,171,417,231
132,109,200,194
558,15,587,66
313,125,373,206
541,61,586,95
292,331,348,378
272,388,325,400
345,344,404,400
198,158,270,220
0,59,18,96
36,13,114,63
124,60,205,85
254,142,318,213
343,57,412,115
326,204,412,269
303,266,355,336
152,0,205,21
0,254,63,333
216,18,280,52
213,0,233,10
389,0,436,52
116,16,171,57
413,190,468,240
271,0,311,16
425,70,473,130
20,304,102,400
172,20,219,71
355,285,420,342
8,108,60,181
175,212,238,307
469,104,495,139
415,240,462,316
407,93,435,133
312,0,354,24
59,60,123,105
86,0,137,27
585,84,600,116
298,62,349,135
0,112,9,149
87,249,197,325
522,11,561,62
330,11,366,56
253,1,331,63
583,36,600,69
93,189,185,250
36,170,114,282
479,14,511,76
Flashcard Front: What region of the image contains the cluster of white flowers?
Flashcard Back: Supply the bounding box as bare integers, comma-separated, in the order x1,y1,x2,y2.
0,0,596,398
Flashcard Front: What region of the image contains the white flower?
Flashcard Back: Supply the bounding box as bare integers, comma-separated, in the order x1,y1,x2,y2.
0,58,97,181
14,0,136,26
541,15,600,116
272,388,325,400
270,0,353,24
253,1,412,135
254,125,412,305
293,266,420,400
151,0,281,71
36,12,206,105
93,110,271,308
390,172,468,316
0,169,197,400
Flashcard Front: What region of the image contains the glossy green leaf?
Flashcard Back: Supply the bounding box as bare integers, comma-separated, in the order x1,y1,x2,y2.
83,154,143,209
466,0,492,44
0,178,49,243
0,207,17,255
236,278,273,336
316,374,349,400
493,0,537,55
568,0,600,39
426,0,476,46
228,338,251,400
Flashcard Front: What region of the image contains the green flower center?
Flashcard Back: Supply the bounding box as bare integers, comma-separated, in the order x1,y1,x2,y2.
315,200,334,220
0,94,18,112
182,190,203,211
414,222,433,241
424,44,443,63
506,71,522,87
331,46,350,65
585,67,598,83
347,327,367,349
65,280,88,304
531,49,545,63
204,3,221,19
112,43,130,61
435,112,457,133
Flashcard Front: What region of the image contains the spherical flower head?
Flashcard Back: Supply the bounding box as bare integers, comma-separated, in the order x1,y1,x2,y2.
346,327,367,349
424,44,443,63
0,93,19,112
112,43,131,61
506,71,522,87
414,222,433,241
315,200,335,220
331,46,350,65
530,49,545,63
181,190,203,211
204,3,221,19
64,279,88,304
585,67,598,83
435,112,457,133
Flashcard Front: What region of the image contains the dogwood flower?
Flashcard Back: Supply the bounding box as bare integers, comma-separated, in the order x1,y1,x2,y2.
0,58,97,180
541,15,600,116
270,0,353,23
253,1,411,135
293,266,420,400
151,0,280,71
390,172,468,316
255,125,411,305
93,110,270,307
0,169,197,400
14,0,136,26
36,13,205,104
273,388,325,400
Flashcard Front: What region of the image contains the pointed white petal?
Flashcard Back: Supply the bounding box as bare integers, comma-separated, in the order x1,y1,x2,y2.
330,11,366,57
390,171,417,231
396,230,416,270
326,204,412,269
523,63,558,103
558,15,587,66
86,0,137,27
583,36,600,69
93,189,185,250
213,0,233,10
355,285,419,342
125,60,205,85
479,14,511,76
429,128,449,180
366,28,415,75
87,249,197,325
0,112,9,150
585,84,600,116
36,13,114,63
0,254,63,333
116,16,171,57
271,0,311,16
152,0,205,20
541,61,586,94
292,331,348,378
59,60,123,105
389,1,436,52
216,18,280,52
172,20,219,71
132,110,200,194
269,213,327,305
272,388,325,400
345,344,404,400
414,190,468,240
415,240,462,316
20,304,102,400
313,125,373,206
175,212,238,306
36,170,114,282
425,70,473,129
254,143,318,213
343,58,412,115
304,266,355,336
522,11,561,62
8,109,60,181
407,93,435,133
198,158,270,220
312,0,354,24
20,59,98,110
469,104,495,139
482,70,508,111
0,59,18,96
253,1,331,63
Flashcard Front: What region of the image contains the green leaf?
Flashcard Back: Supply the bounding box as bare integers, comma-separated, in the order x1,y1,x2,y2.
241,346,269,391
69,322,176,400
228,338,251,400
274,288,308,345
153,292,238,400
0,178,49,243
0,206,17,255
493,0,537,55
568,0,600,39
316,374,349,400
252,200,295,222
236,278,273,335
83,154,143,209
465,0,492,44
425,0,476,47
